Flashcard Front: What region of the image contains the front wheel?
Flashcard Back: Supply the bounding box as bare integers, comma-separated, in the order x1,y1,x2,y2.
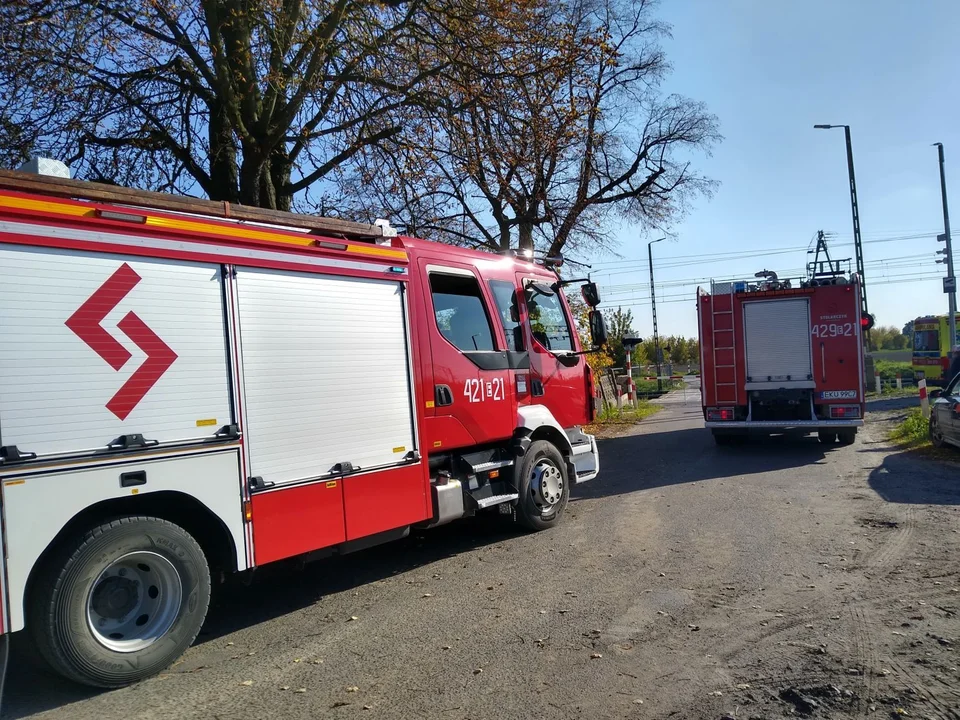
29,516,210,688
515,440,570,531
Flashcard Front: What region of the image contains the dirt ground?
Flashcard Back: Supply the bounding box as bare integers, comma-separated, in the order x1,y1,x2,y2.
8,389,960,720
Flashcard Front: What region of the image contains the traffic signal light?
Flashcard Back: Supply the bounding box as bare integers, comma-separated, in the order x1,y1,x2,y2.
860,313,875,331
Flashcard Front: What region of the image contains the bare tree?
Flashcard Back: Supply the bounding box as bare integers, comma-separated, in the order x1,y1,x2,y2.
350,0,720,255
0,0,460,210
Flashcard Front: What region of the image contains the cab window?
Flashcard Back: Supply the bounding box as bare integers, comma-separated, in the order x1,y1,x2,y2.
488,280,524,352
526,284,575,352
430,273,495,352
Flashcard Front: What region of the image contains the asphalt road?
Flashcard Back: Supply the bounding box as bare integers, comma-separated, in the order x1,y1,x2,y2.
10,386,960,720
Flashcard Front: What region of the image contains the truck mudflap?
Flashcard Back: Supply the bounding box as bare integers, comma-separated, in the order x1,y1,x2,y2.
706,419,863,429
570,433,600,483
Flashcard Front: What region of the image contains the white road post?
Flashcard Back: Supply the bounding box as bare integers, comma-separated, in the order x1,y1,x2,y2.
919,378,930,418
896,372,902,391
875,371,882,394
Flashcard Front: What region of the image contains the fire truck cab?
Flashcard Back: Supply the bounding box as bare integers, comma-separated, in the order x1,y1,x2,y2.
0,168,605,687
698,266,865,445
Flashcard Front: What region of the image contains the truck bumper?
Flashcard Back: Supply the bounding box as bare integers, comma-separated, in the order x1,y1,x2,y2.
706,419,863,430
571,433,600,483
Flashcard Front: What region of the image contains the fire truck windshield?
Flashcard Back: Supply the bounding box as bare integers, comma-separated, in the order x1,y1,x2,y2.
914,328,939,352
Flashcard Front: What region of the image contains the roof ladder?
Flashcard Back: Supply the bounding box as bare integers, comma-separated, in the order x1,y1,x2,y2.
711,284,738,405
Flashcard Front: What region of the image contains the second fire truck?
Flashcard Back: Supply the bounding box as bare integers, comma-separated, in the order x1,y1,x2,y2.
698,258,866,445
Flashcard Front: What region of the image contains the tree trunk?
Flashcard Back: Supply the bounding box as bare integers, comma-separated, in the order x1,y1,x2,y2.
207,100,240,203
517,222,534,254
271,148,292,212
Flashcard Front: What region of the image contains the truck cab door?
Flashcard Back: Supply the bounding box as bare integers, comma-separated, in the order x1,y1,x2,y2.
516,273,587,429
419,262,516,450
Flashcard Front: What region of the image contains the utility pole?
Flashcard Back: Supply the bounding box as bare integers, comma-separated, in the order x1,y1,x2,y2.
814,125,870,333
648,237,665,393
934,142,956,354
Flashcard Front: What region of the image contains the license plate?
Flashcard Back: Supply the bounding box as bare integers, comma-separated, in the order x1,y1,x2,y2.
820,390,857,399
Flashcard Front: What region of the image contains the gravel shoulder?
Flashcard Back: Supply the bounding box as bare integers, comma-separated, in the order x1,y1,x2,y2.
8,392,960,720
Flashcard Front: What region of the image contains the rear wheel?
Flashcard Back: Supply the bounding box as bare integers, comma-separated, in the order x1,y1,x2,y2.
29,516,210,688
930,414,946,448
515,440,570,531
818,431,838,444
837,429,857,446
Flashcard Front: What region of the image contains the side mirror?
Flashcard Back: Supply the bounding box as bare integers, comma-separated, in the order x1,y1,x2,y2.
525,281,555,301
622,334,643,350
589,310,608,348
930,388,943,399
581,281,601,307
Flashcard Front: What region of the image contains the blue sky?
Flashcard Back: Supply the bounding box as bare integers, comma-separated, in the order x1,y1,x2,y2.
587,0,960,339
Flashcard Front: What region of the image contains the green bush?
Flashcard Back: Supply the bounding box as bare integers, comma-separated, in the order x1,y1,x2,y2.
889,407,929,446
875,360,914,382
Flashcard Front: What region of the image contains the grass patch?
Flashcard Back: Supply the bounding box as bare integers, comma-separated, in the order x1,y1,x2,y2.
593,401,661,426
889,407,930,448
634,378,685,393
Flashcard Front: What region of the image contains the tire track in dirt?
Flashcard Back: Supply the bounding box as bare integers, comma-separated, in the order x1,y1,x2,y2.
864,505,917,570
888,658,960,720
848,605,879,713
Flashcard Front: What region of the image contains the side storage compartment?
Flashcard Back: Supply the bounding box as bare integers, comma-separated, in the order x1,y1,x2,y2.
235,268,430,562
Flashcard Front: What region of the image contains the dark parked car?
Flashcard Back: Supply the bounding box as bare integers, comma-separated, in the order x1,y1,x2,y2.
929,373,960,448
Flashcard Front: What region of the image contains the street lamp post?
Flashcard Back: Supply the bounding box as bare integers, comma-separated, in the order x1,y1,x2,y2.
648,237,665,392
933,142,957,356
814,124,869,328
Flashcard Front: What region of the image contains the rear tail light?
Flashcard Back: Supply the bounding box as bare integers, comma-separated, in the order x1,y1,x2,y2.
706,407,735,421
829,405,861,419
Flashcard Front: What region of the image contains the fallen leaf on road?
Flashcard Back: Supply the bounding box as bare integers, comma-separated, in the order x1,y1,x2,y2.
688,624,700,631
247,652,256,656
442,645,451,650
709,690,723,696
312,659,324,664
473,668,483,675
226,642,234,646
294,658,302,663
736,683,751,690
240,680,253,686
295,688,307,694
280,686,289,691
363,705,372,711
347,686,359,692
590,653,602,659
348,616,359,621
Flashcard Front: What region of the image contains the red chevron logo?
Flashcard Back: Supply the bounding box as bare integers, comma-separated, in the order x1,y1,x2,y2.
66,264,178,420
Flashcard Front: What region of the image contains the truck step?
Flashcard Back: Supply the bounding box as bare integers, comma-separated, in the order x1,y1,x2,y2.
475,493,519,509
470,459,515,473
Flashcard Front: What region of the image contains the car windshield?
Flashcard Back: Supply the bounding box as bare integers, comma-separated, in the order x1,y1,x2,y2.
914,329,939,352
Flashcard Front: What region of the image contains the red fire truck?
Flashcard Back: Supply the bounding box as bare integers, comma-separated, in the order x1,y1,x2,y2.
698,267,866,445
0,168,605,687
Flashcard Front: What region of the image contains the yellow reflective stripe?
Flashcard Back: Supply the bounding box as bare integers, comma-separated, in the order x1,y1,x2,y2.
0,194,94,217
0,192,407,261
345,243,406,260
145,215,315,247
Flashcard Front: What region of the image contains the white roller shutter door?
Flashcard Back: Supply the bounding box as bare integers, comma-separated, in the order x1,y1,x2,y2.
743,298,813,384
0,245,232,457
236,268,416,486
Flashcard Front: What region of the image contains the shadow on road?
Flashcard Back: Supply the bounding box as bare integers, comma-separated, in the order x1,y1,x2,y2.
2,519,524,719
573,426,835,502
868,449,960,505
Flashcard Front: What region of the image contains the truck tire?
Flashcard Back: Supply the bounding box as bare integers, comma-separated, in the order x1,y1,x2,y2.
29,516,210,688
515,440,570,531
837,429,857,446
